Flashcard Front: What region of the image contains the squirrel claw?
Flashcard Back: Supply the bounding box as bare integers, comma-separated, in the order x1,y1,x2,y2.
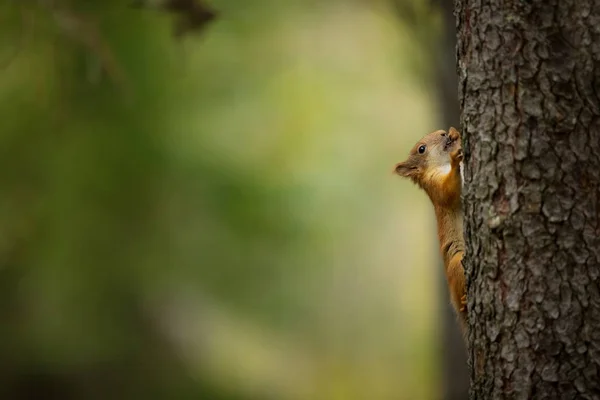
459,294,467,312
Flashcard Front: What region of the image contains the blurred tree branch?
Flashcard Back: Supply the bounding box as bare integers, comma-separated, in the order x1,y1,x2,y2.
41,1,129,88
4,0,217,86
130,0,217,38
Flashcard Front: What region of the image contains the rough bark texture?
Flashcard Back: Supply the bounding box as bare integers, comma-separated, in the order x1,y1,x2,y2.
456,0,600,398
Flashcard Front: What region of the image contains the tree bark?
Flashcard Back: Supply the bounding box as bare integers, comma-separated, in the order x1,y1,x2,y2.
456,0,600,398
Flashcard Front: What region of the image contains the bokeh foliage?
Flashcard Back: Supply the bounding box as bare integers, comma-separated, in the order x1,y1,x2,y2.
0,0,446,399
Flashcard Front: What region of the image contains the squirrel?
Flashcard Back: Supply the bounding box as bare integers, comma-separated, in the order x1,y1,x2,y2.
394,127,467,332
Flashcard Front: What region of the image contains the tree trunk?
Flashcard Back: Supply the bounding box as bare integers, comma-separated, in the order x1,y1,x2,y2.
456,0,600,398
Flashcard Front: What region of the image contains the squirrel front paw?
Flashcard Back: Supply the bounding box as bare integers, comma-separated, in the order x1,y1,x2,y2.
451,147,463,164
448,127,461,141
459,294,467,312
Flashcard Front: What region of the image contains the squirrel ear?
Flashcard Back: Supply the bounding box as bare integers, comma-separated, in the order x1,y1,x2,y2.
394,161,416,178
448,126,460,135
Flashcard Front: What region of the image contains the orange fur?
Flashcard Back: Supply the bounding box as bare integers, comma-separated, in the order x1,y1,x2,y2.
394,127,467,333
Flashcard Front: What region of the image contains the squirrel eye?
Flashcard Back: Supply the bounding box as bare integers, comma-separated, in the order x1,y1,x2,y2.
418,145,426,154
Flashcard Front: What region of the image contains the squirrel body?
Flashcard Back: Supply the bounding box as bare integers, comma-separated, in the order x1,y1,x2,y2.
394,127,467,331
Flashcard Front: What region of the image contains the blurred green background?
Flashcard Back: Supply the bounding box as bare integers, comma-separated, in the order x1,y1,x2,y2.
0,1,456,399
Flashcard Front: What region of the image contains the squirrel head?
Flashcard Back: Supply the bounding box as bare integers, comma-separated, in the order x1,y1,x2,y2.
394,127,461,188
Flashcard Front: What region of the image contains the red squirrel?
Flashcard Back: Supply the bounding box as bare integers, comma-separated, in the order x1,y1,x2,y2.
394,127,467,331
